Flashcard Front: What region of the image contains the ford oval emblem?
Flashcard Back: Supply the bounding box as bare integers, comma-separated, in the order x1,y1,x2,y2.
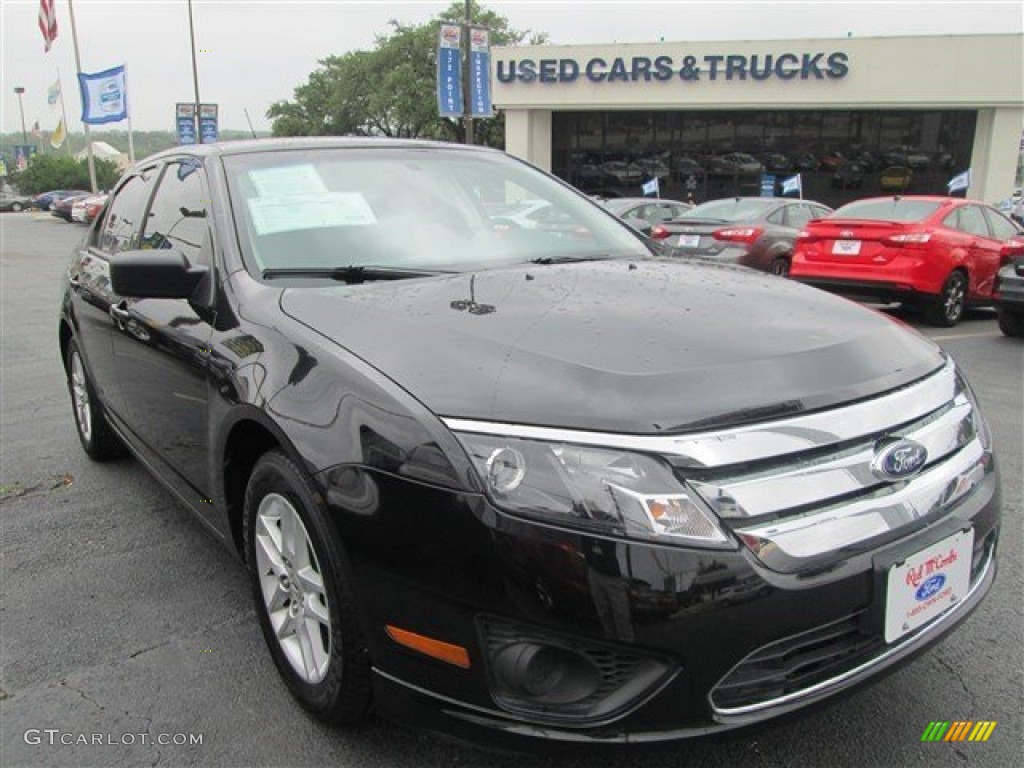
871,439,928,481
915,573,946,602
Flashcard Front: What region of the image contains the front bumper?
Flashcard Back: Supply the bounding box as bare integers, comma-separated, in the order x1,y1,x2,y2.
321,459,999,748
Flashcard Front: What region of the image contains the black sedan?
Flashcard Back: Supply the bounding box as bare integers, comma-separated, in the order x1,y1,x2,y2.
994,257,1024,337
60,138,999,750
651,196,832,275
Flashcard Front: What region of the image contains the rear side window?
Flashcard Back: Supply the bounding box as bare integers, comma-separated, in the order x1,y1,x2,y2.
141,160,211,267
982,206,1020,240
954,205,990,237
786,205,815,229
99,169,158,254
832,199,941,222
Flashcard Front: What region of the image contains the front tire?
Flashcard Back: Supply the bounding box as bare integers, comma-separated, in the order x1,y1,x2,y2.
65,340,126,461
11,202,22,212
997,308,1024,337
925,271,967,327
244,450,372,724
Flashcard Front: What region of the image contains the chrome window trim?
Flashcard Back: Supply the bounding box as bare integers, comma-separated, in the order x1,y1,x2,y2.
443,362,957,469
710,550,994,719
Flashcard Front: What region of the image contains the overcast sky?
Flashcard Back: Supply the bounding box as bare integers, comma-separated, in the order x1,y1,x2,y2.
2,0,1021,135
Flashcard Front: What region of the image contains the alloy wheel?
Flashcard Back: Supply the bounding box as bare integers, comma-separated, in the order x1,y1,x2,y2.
70,351,92,443
943,273,966,323
254,492,332,684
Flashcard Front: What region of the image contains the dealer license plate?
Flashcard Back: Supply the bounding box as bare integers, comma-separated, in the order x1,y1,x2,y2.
832,239,862,255
677,234,701,248
884,529,973,643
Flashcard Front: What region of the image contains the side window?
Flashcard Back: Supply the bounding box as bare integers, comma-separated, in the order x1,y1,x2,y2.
141,160,211,267
982,207,1019,240
621,205,645,222
810,205,831,219
957,205,990,238
766,208,786,226
786,205,815,229
942,209,960,230
99,170,157,254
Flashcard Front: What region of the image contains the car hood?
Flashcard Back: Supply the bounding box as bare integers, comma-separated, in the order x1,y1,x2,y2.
280,260,944,434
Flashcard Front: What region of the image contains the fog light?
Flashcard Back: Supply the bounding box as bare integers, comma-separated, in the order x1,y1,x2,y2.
492,642,600,705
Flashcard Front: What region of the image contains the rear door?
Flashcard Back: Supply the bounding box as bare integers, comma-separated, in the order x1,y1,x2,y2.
954,204,1001,298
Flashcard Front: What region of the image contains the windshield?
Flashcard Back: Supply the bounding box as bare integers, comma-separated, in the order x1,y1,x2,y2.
832,199,941,222
675,198,773,223
224,147,649,275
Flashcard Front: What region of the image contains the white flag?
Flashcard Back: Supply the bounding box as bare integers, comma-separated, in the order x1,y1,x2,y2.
781,174,802,197
947,169,971,194
641,177,659,197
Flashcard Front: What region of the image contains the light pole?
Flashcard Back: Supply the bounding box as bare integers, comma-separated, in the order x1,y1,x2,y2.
13,86,28,144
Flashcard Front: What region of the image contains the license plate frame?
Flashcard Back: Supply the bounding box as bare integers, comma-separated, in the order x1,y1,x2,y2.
677,234,701,248
883,529,973,643
832,239,862,255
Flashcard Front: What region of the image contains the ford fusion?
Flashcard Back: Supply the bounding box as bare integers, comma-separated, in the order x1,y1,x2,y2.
59,139,999,748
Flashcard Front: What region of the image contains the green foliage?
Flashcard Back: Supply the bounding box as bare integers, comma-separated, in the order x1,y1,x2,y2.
268,1,545,147
9,154,119,194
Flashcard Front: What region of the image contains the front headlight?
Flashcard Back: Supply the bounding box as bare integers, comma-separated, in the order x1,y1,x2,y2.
455,432,733,548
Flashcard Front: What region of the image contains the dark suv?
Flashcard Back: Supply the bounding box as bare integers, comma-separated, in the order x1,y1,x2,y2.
60,139,999,749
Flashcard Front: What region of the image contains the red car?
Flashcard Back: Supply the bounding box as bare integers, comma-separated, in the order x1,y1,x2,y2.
791,195,1024,326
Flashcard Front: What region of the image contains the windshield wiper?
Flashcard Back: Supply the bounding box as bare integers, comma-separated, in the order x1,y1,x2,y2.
262,266,451,284
528,255,611,265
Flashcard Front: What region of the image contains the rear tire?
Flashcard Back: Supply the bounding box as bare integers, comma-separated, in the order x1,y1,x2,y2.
997,308,1024,337
925,271,967,327
769,257,790,277
65,340,127,461
11,202,22,212
244,450,372,724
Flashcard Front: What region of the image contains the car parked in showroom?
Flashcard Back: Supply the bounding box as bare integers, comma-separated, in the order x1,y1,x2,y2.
790,195,1024,326
650,196,831,275
993,257,1024,337
60,138,999,750
601,197,692,236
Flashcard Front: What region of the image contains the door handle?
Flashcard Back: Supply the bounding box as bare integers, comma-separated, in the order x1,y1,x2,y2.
110,303,132,322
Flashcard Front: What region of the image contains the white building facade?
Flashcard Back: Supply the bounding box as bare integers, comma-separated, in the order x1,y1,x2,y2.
492,34,1023,206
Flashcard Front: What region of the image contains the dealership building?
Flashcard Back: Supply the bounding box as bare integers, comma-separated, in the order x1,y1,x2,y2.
492,34,1023,208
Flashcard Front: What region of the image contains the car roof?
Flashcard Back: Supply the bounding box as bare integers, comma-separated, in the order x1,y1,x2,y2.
131,136,500,165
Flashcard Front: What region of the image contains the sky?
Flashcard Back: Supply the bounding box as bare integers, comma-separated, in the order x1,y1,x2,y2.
2,0,1022,135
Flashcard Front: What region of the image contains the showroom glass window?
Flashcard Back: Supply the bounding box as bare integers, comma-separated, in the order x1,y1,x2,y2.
98,168,158,254
141,160,210,267
552,109,977,208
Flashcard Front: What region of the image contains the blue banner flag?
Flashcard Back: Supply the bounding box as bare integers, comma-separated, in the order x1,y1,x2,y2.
176,103,196,145
78,65,128,124
199,103,218,143
437,23,464,118
469,27,492,118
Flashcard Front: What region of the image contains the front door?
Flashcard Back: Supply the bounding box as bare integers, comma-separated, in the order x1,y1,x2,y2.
110,158,215,497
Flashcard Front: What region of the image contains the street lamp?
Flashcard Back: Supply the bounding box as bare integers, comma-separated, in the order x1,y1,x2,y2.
13,86,28,144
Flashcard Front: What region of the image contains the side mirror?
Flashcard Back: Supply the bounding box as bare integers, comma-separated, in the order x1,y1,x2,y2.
109,248,209,299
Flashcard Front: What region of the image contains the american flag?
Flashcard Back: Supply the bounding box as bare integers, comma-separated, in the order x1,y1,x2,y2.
39,0,58,52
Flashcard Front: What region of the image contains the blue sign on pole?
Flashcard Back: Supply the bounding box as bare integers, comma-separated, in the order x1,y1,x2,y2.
176,103,196,145
199,103,219,143
760,174,776,197
469,28,492,118
437,23,464,118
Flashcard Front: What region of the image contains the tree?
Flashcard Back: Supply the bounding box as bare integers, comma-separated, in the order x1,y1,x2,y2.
9,154,119,194
268,1,545,147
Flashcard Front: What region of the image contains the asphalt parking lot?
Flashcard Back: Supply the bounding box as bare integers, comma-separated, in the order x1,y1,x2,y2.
1,212,1021,768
